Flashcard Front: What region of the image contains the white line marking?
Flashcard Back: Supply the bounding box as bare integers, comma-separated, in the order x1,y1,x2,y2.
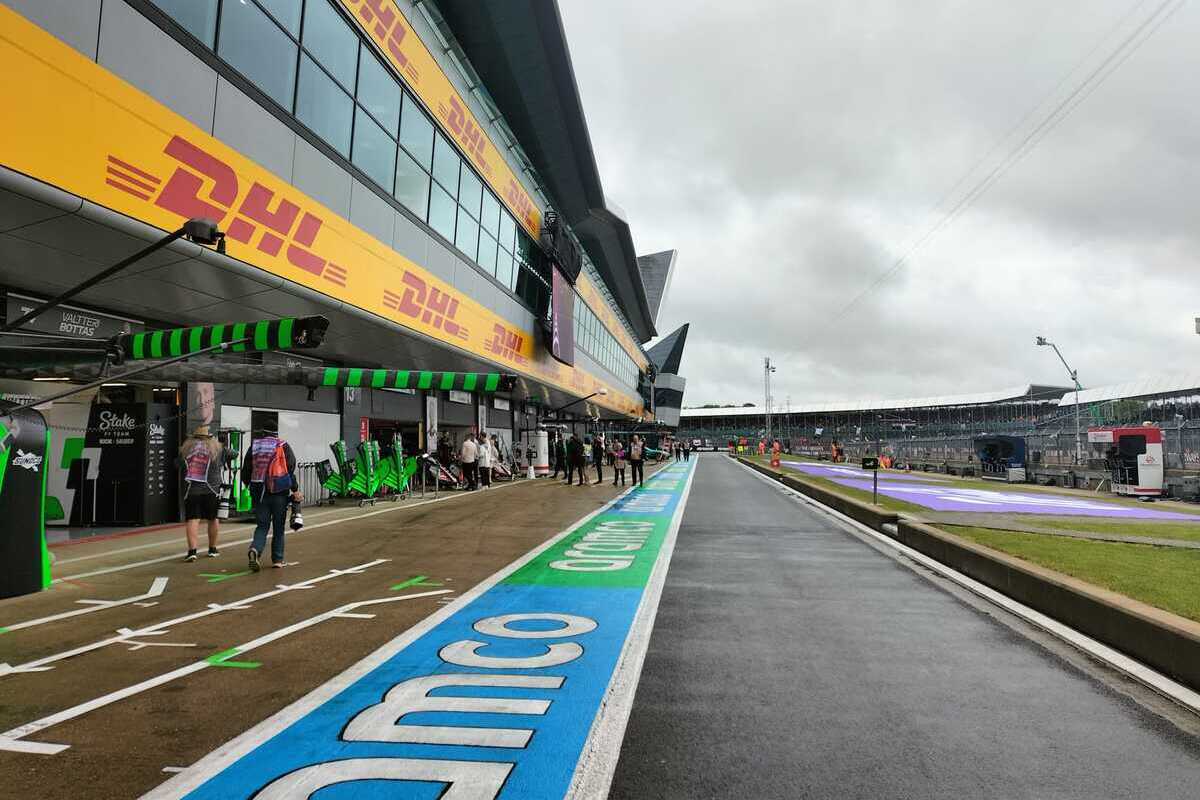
1,578,168,633
0,590,451,754
0,561,389,677
142,468,673,799
734,458,1200,715
54,478,533,582
566,463,698,799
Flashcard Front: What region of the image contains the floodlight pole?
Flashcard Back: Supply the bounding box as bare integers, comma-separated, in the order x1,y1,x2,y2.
1036,336,1083,465
764,357,776,443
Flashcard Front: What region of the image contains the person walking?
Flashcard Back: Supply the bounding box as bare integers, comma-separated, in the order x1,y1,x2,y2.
241,419,301,571
592,434,605,484
568,434,587,486
551,433,566,479
613,439,627,487
179,424,223,562
460,433,479,490
477,431,494,489
683,441,691,462
629,435,645,487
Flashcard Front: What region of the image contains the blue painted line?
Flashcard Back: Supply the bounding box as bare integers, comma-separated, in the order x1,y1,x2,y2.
150,462,697,800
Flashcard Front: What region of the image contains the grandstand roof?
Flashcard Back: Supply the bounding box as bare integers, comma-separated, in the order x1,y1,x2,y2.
1059,374,1200,406
681,384,1069,418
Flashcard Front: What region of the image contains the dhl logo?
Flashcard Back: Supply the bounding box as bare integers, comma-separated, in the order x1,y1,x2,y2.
442,96,489,175
505,177,538,234
382,272,468,341
346,0,420,84
485,322,529,366
105,137,348,288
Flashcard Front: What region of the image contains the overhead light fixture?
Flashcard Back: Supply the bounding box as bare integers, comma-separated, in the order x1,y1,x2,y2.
101,382,128,387
32,377,70,382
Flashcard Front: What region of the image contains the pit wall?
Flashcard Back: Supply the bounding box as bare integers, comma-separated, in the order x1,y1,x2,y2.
736,456,1200,695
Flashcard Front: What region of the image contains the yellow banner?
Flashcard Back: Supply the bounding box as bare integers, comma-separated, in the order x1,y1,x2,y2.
337,0,542,239
0,6,644,418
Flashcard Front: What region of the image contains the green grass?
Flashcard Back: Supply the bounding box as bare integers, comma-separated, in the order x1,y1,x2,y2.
998,516,1200,544
944,526,1200,622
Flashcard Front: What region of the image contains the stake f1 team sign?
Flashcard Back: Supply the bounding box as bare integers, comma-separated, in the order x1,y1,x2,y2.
148,462,695,799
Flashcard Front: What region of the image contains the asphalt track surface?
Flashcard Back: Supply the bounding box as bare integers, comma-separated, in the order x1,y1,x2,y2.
608,455,1200,799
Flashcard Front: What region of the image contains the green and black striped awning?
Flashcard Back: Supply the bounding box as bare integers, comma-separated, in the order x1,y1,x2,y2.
318,368,516,393
114,315,329,361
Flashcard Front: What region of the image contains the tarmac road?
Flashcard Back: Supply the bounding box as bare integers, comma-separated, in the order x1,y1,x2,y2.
608,454,1200,799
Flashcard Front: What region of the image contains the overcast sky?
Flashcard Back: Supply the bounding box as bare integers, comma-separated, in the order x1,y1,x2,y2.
558,0,1199,407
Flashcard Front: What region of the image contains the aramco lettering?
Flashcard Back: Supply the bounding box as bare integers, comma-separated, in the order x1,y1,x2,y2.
550,520,655,572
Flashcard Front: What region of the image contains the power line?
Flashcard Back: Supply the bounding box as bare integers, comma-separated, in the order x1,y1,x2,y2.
830,0,1187,321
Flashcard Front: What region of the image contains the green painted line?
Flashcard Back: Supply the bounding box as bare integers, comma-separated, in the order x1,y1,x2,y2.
322,367,340,386
371,370,386,388
390,575,443,591
206,648,261,669
231,322,248,352
168,327,183,357
0,627,10,635
149,330,164,358
253,320,270,352
347,368,363,387
484,373,500,392
277,317,294,349
462,373,478,392
439,372,455,390
131,332,145,360
393,370,410,389
188,326,203,354
199,570,252,584
417,371,433,390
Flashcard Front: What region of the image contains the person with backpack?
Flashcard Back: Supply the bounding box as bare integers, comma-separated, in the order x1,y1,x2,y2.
179,424,224,562
240,419,301,571
629,435,645,487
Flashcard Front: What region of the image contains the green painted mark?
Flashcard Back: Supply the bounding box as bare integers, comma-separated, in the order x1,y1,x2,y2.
484,373,500,392
231,322,248,352
188,326,203,354
40,427,51,589
322,367,340,386
209,323,225,348
390,575,443,591
149,330,164,358
44,495,65,522
371,370,386,389
60,436,84,469
277,317,294,349
206,647,261,669
462,373,478,392
347,368,363,387
0,627,9,635
393,371,410,389
199,570,253,584
131,332,145,360
253,320,270,352
168,327,184,357
439,372,455,391
417,371,433,390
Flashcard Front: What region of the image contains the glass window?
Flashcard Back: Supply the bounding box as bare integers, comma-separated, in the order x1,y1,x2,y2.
355,49,400,134
495,253,514,290
151,0,217,46
480,192,501,238
458,169,482,220
301,0,358,89
477,233,498,276
352,108,396,191
217,0,297,109
296,56,353,156
455,206,479,259
399,92,434,169
257,0,301,36
428,184,456,241
394,148,429,220
432,133,460,193
499,211,516,253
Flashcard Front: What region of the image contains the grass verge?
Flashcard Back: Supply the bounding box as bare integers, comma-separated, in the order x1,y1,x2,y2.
944,525,1200,623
